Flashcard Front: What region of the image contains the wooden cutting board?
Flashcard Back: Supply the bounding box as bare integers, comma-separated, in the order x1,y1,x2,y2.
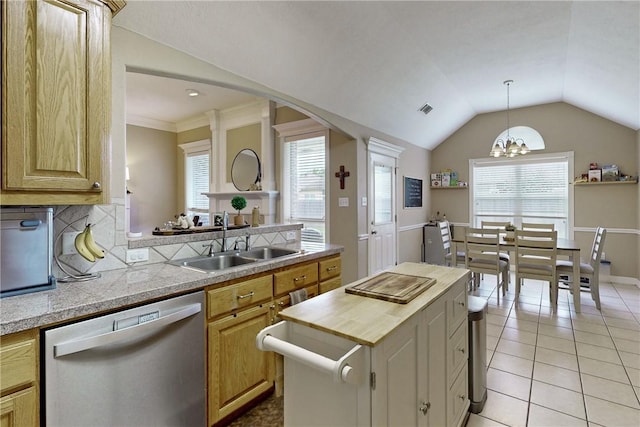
345,272,437,304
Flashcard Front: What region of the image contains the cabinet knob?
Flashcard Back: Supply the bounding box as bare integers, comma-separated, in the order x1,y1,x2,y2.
458,394,466,401
293,275,307,282
92,181,101,189
457,347,465,354
457,301,465,307
419,401,431,415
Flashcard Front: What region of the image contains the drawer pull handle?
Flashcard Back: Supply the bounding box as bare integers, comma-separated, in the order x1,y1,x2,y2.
293,275,307,282
326,266,338,271
237,291,255,300
279,301,286,307
457,347,465,354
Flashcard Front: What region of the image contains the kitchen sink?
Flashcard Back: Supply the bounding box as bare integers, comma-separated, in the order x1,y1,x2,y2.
168,253,257,272
240,247,299,260
167,246,299,273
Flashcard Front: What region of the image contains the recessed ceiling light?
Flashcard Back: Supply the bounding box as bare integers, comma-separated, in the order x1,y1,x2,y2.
186,89,200,97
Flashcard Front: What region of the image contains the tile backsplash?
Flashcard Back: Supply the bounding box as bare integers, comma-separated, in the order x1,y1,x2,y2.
52,203,301,279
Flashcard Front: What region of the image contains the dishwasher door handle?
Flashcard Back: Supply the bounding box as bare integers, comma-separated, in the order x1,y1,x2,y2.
54,303,202,358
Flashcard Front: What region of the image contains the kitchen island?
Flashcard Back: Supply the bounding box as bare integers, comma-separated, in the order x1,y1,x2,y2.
258,262,471,427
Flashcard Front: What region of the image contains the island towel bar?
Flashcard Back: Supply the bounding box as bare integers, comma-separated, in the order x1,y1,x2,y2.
256,321,364,385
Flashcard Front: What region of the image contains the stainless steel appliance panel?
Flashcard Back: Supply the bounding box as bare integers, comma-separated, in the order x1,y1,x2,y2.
44,291,205,427
0,207,55,296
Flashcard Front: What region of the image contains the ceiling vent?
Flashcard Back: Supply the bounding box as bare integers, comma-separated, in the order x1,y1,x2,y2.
418,103,433,115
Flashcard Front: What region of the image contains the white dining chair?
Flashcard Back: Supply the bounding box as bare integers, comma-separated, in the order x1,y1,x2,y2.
440,220,465,267
556,227,607,310
515,229,558,308
481,221,511,285
464,227,509,296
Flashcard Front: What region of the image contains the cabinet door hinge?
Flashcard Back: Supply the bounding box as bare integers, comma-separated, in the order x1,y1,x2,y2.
370,371,376,390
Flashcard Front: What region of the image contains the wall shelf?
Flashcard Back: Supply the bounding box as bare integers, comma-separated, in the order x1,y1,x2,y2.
573,180,637,186
430,186,468,190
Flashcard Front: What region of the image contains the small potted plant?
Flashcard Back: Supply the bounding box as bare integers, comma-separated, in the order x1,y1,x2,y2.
505,223,516,241
231,195,247,226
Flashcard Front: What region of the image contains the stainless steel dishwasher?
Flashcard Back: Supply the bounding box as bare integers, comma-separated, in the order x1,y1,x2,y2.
43,291,205,427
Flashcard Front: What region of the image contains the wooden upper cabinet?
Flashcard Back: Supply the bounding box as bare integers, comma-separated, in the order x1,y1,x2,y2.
1,0,115,205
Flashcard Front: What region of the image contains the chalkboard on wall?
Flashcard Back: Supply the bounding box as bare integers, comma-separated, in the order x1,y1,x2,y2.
403,176,423,208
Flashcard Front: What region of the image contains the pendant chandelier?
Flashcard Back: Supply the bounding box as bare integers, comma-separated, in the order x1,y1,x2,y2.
490,80,529,158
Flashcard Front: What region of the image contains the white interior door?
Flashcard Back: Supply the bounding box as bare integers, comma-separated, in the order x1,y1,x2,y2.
368,151,397,275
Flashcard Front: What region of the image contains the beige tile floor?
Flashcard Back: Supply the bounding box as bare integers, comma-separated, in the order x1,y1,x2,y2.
466,274,640,427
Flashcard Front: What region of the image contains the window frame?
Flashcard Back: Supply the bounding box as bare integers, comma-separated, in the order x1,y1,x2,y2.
274,119,330,244
282,131,328,243
179,139,211,225
469,151,575,239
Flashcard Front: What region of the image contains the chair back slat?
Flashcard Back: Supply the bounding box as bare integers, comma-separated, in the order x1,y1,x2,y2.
590,227,607,269
481,221,510,231
439,221,452,253
521,223,555,231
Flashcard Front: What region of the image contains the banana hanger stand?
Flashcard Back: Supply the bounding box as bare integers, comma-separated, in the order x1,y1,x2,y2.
53,215,102,282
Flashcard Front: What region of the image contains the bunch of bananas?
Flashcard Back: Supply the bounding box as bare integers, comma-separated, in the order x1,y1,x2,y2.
74,224,105,262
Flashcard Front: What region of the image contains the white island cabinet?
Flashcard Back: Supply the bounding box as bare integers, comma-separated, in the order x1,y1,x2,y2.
256,262,470,427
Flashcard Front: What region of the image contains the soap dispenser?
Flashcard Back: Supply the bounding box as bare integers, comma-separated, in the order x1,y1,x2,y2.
251,206,260,227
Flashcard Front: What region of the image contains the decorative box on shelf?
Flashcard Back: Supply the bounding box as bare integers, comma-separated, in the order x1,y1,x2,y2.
588,169,601,182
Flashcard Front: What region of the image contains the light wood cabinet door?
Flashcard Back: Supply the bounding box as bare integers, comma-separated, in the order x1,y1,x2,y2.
0,333,37,394
0,330,38,427
2,0,111,205
0,387,37,427
208,304,274,426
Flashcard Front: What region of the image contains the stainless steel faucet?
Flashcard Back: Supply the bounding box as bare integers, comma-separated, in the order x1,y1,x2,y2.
221,211,229,252
233,232,251,251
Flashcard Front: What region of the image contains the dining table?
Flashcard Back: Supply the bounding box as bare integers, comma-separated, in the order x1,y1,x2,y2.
451,235,583,312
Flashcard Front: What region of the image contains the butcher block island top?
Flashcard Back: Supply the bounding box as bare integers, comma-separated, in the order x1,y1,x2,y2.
278,262,469,346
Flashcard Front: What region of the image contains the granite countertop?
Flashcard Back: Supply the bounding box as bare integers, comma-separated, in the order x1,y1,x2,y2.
278,262,469,346
0,244,343,336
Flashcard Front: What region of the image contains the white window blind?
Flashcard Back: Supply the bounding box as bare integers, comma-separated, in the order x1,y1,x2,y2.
186,152,210,225
284,135,326,243
472,154,571,238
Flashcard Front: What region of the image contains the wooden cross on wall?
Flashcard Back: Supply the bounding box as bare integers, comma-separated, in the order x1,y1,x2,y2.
335,165,350,190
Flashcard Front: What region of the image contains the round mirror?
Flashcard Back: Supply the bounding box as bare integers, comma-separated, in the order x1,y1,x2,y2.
231,149,261,191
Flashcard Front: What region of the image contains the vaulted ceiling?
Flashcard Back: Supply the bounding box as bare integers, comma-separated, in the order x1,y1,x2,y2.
114,1,640,150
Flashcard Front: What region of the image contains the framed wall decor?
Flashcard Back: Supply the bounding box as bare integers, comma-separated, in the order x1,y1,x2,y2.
403,176,423,208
